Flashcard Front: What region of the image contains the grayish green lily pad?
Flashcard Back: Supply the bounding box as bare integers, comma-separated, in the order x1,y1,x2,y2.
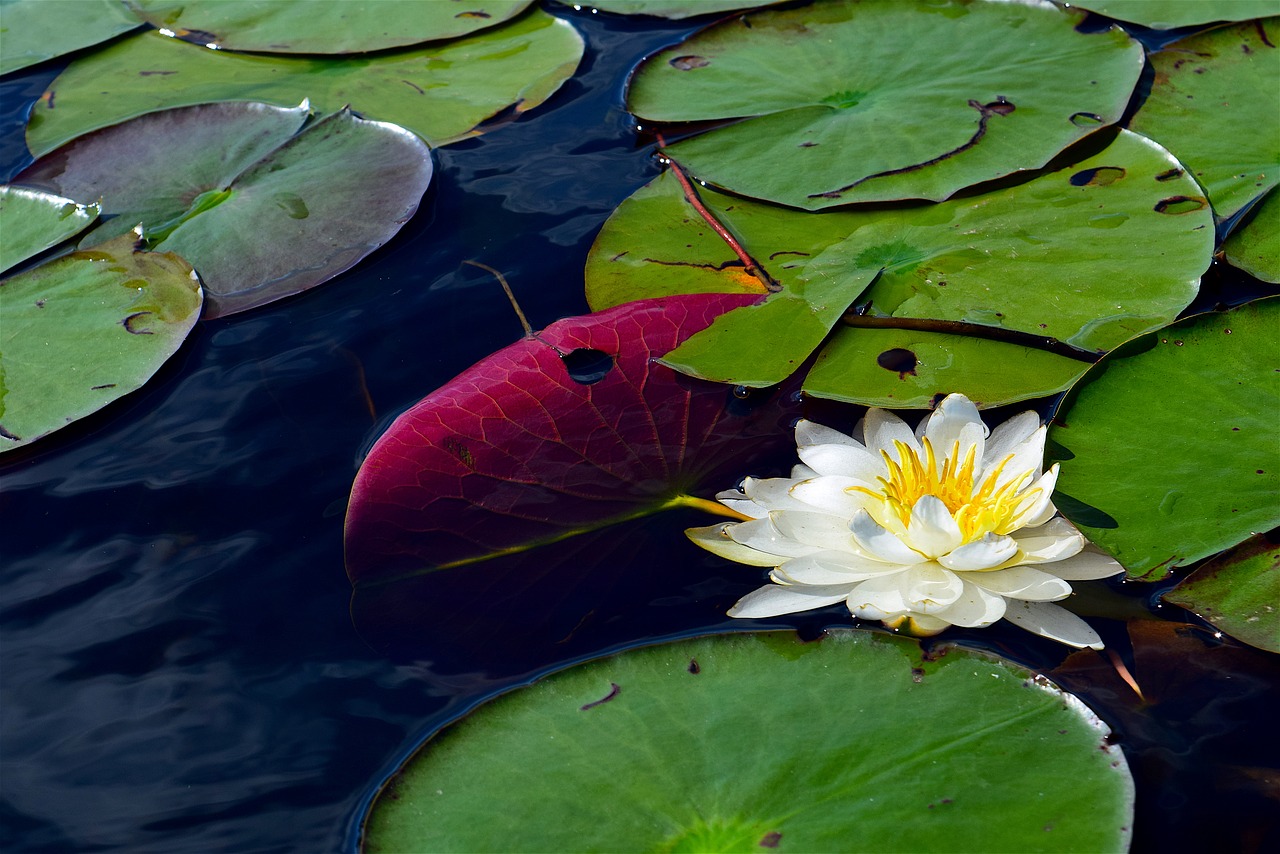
127,0,532,53
1129,18,1280,220
0,231,201,454
26,10,584,155
1067,1,1280,29
1049,297,1280,581
18,102,433,318
1223,188,1280,282
1163,535,1280,654
364,630,1134,853
0,0,141,75
554,0,788,18
627,0,1142,209
0,186,99,274
587,130,1212,406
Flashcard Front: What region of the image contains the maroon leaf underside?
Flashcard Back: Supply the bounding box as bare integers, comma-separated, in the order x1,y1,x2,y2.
344,292,801,586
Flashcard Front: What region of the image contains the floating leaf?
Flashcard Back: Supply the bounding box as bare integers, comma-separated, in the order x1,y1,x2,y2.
626,0,1142,208
1067,1,1280,29
18,103,433,318
127,0,532,53
0,186,99,274
344,293,799,586
0,232,201,453
1049,297,1280,581
1129,18,1280,221
553,0,789,18
1223,188,1280,283
1162,535,1280,653
0,0,141,75
363,630,1134,853
587,130,1212,406
26,10,585,155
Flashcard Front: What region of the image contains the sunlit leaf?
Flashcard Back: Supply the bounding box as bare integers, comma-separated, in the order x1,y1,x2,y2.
0,185,98,274
627,0,1142,208
344,293,799,586
18,103,433,318
1049,297,1280,580
1162,535,1280,653
1066,1,1280,29
1223,188,1280,283
587,130,1211,405
364,630,1134,853
127,0,532,53
0,0,141,75
0,232,201,454
26,10,584,155
1129,18,1280,220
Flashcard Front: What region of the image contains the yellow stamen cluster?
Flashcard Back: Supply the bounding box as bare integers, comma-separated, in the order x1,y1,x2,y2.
852,439,1042,543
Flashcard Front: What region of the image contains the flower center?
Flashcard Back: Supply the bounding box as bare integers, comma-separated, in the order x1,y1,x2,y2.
854,439,1042,542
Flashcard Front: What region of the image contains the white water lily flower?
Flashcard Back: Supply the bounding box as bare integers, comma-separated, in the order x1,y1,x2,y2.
688,393,1123,649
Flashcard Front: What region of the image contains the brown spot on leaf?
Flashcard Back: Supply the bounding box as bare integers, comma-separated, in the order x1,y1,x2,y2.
1069,166,1126,187
0,424,20,441
121,312,154,334
580,682,620,711
90,384,117,390
688,659,700,674
443,437,475,470
139,70,178,76
1155,168,1184,182
759,831,782,848
877,348,918,379
1069,111,1104,126
670,55,710,70
1154,195,1208,214
456,10,491,18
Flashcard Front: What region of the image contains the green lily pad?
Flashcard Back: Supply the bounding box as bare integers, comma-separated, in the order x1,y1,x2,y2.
626,0,1142,209
553,0,788,18
0,0,142,76
1129,18,1280,221
364,630,1134,853
19,103,433,318
25,9,584,155
0,186,99,274
1067,1,1280,29
1223,188,1280,282
1049,297,1280,581
587,130,1212,406
127,0,532,53
0,231,201,454
1163,535,1280,653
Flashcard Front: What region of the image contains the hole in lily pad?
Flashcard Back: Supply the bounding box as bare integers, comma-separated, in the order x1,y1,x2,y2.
1154,195,1209,215
1070,111,1105,126
1070,166,1126,186
877,347,919,378
561,348,615,385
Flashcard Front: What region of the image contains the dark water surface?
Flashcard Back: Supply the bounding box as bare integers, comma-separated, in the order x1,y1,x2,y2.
1,6,1277,853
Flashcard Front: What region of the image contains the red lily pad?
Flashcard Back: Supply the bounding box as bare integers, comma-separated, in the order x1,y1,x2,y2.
344,293,801,587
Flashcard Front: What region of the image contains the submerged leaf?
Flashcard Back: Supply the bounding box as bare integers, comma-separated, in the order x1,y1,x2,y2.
627,0,1142,208
364,630,1134,853
0,186,99,274
1162,535,1280,653
0,232,201,453
1049,297,1280,580
25,10,584,154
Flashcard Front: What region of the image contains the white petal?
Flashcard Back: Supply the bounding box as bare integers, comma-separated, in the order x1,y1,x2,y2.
770,510,858,552
844,570,913,616
921,394,987,462
715,494,768,519
984,410,1042,467
686,523,780,566
1014,465,1060,530
1039,546,1125,580
772,552,893,585
728,583,852,618
740,476,812,513
938,533,1019,571
1011,517,1084,563
795,419,864,449
790,463,818,479
728,518,821,558
789,476,875,517
983,423,1048,487
931,578,1007,627
900,563,964,612
798,442,884,480
905,495,963,558
863,407,919,457
850,510,927,565
966,566,1073,601
1002,600,1104,649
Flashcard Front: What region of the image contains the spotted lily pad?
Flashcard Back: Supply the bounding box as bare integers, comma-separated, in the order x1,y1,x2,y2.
1049,297,1280,581
363,630,1134,853
127,0,532,53
1067,1,1280,29
1129,18,1280,220
0,231,201,453
0,186,98,274
25,9,584,155
17,102,432,318
626,0,1142,209
1223,188,1279,282
586,130,1212,406
1162,535,1280,653
0,0,142,75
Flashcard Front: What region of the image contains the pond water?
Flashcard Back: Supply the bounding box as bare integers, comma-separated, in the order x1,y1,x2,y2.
1,6,1277,853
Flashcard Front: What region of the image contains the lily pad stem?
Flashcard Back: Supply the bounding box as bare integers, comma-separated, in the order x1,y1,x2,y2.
464,260,534,338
